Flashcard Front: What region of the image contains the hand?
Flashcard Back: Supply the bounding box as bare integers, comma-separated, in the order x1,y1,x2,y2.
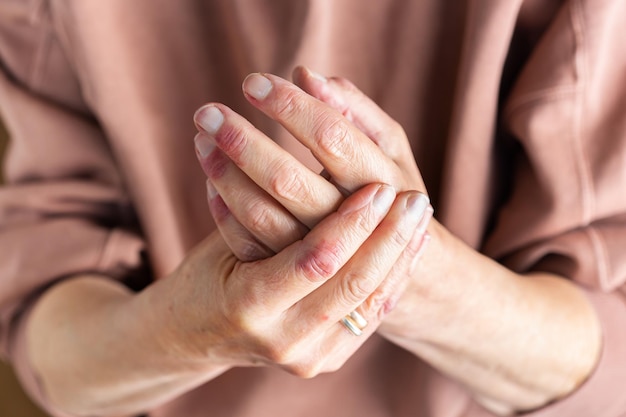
193,69,432,340
290,66,426,195
192,69,602,414
167,183,430,377
193,67,431,260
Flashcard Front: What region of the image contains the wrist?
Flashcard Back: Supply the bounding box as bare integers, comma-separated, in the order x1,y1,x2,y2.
379,220,602,413
27,275,222,415
137,265,233,376
380,219,467,341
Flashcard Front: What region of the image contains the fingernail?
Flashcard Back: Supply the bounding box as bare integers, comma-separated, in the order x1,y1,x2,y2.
407,193,430,220
195,106,224,135
206,179,218,199
304,67,327,83
194,132,215,158
373,185,396,213
243,73,273,100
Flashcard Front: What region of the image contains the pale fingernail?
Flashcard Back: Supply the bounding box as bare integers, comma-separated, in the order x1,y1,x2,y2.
373,185,396,213
194,132,215,158
406,193,430,220
206,179,218,200
304,66,327,83
243,73,273,100
195,105,224,135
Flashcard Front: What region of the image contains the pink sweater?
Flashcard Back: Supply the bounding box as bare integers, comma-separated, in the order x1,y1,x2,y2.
1,0,626,416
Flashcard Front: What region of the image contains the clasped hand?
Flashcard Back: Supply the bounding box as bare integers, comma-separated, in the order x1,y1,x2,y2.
175,67,431,377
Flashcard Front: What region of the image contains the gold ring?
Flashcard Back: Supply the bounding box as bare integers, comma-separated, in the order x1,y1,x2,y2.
340,310,368,336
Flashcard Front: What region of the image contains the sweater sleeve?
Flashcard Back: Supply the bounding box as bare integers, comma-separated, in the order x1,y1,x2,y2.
476,0,626,415
0,2,147,414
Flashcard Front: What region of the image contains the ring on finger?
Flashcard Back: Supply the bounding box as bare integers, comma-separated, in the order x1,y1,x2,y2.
341,310,368,336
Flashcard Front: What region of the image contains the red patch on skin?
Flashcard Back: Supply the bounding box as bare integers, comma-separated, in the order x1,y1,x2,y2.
296,239,342,283
205,148,230,180
212,125,246,167
381,296,399,316
209,194,231,223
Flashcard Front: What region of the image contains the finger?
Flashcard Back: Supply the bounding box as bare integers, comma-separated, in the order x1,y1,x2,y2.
292,66,406,158
230,183,397,315
293,67,422,183
241,73,406,193
194,104,343,228
293,67,425,194
291,192,431,335
368,205,434,318
290,221,433,377
205,180,274,262
195,132,308,253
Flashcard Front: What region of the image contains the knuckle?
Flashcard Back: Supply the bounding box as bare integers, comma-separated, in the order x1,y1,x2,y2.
297,243,343,283
205,148,230,180
315,117,352,159
215,126,248,161
341,271,380,304
222,283,266,330
263,341,310,370
286,354,347,378
361,287,391,318
224,305,256,335
246,200,276,235
208,193,231,222
269,162,307,201
236,240,271,262
389,226,412,249
351,205,380,233
273,88,304,119
223,290,258,323
262,343,292,366
284,360,321,379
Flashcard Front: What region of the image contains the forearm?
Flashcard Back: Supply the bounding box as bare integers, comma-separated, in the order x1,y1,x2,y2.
380,221,602,415
26,274,228,417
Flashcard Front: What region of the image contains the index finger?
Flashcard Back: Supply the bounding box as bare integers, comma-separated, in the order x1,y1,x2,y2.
242,73,403,193
194,104,343,228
